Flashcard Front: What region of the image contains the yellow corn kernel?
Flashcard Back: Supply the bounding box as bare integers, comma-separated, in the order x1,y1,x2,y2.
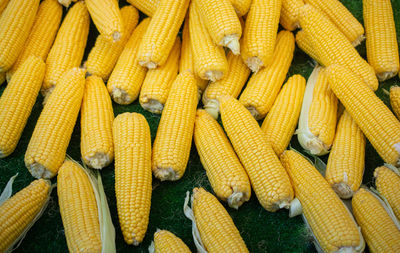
194,109,251,209
326,64,400,167
0,0,9,15
57,160,102,253
0,56,45,158
58,0,77,8
241,0,282,72
152,72,198,181
81,76,114,170
43,1,89,94
390,86,400,120
6,0,62,81
151,230,191,253
239,30,295,120
0,179,50,252
138,0,189,68
280,0,304,31
352,188,400,253
295,30,322,63
25,68,86,179
127,0,159,16
86,6,139,81
280,150,365,253
298,4,378,91
297,66,338,155
364,0,399,81
107,18,150,105
194,0,241,54
325,111,365,199
0,0,39,72
261,75,306,156
113,112,152,245
140,37,181,114
202,50,250,119
189,2,228,82
219,96,293,211
374,166,400,221
304,0,365,45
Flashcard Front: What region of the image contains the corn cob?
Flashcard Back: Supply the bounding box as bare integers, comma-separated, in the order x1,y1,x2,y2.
25,68,86,179
43,1,89,94
58,0,76,8
298,4,378,91
194,0,241,54
0,0,9,14
0,56,45,158
280,150,365,253
364,0,399,81
241,0,282,72
239,30,295,120
86,6,139,81
113,113,152,245
189,2,228,82
325,111,365,199
0,179,50,252
352,188,400,253
202,50,250,119
6,0,62,82
127,0,159,16
184,188,249,253
149,230,191,253
326,64,400,167
152,72,198,181
280,0,304,31
261,75,306,156
81,76,114,170
295,30,322,63
107,18,150,105
137,0,188,69
57,160,102,253
374,165,400,221
390,86,400,120
140,37,181,114
219,96,293,211
0,0,39,72
297,66,338,155
194,109,251,209
304,0,365,45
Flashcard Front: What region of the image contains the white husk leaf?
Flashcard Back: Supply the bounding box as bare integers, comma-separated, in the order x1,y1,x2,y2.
369,187,400,229
148,241,155,253
0,173,18,206
289,198,303,218
383,163,400,177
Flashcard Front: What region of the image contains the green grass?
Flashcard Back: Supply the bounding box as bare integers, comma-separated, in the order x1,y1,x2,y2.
1,0,400,252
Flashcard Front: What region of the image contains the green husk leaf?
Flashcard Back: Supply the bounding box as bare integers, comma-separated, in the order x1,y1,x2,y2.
0,173,18,206
313,155,327,177
369,187,400,229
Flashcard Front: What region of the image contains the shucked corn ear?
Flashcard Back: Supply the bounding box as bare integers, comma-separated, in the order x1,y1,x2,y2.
304,0,365,46
295,30,322,64
280,0,304,31
0,0,9,14
127,0,159,16
219,96,294,211
81,76,114,169
325,111,365,199
152,72,198,181
25,68,86,179
261,75,306,156
86,0,123,41
239,30,295,120
194,109,251,209
374,165,400,221
280,150,365,253
113,113,152,245
326,64,400,167
202,50,250,119
107,18,150,105
0,57,45,158
0,0,39,72
184,188,249,253
297,66,338,156
149,230,191,253
189,2,228,82
390,86,400,120
6,0,62,81
352,188,400,253
137,0,189,68
86,6,139,81
363,0,399,81
0,177,51,253
43,1,89,94
298,4,378,91
140,37,181,114
241,0,282,72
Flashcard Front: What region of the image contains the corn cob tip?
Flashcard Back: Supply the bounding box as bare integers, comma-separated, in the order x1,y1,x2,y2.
246,57,263,73
140,97,164,114
203,100,219,119
153,167,179,181
205,70,224,82
377,71,398,82
84,153,111,170
296,131,330,155
27,162,55,179
139,60,157,69
112,31,121,42
110,88,132,105
222,35,240,55
245,106,261,120
227,188,248,210
58,0,72,7
351,35,365,47
332,182,353,199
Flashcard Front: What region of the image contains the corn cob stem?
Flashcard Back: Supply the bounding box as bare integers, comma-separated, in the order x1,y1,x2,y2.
149,230,191,253
374,165,400,221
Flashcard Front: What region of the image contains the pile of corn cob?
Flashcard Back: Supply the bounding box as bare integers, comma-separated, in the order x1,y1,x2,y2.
0,0,400,252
